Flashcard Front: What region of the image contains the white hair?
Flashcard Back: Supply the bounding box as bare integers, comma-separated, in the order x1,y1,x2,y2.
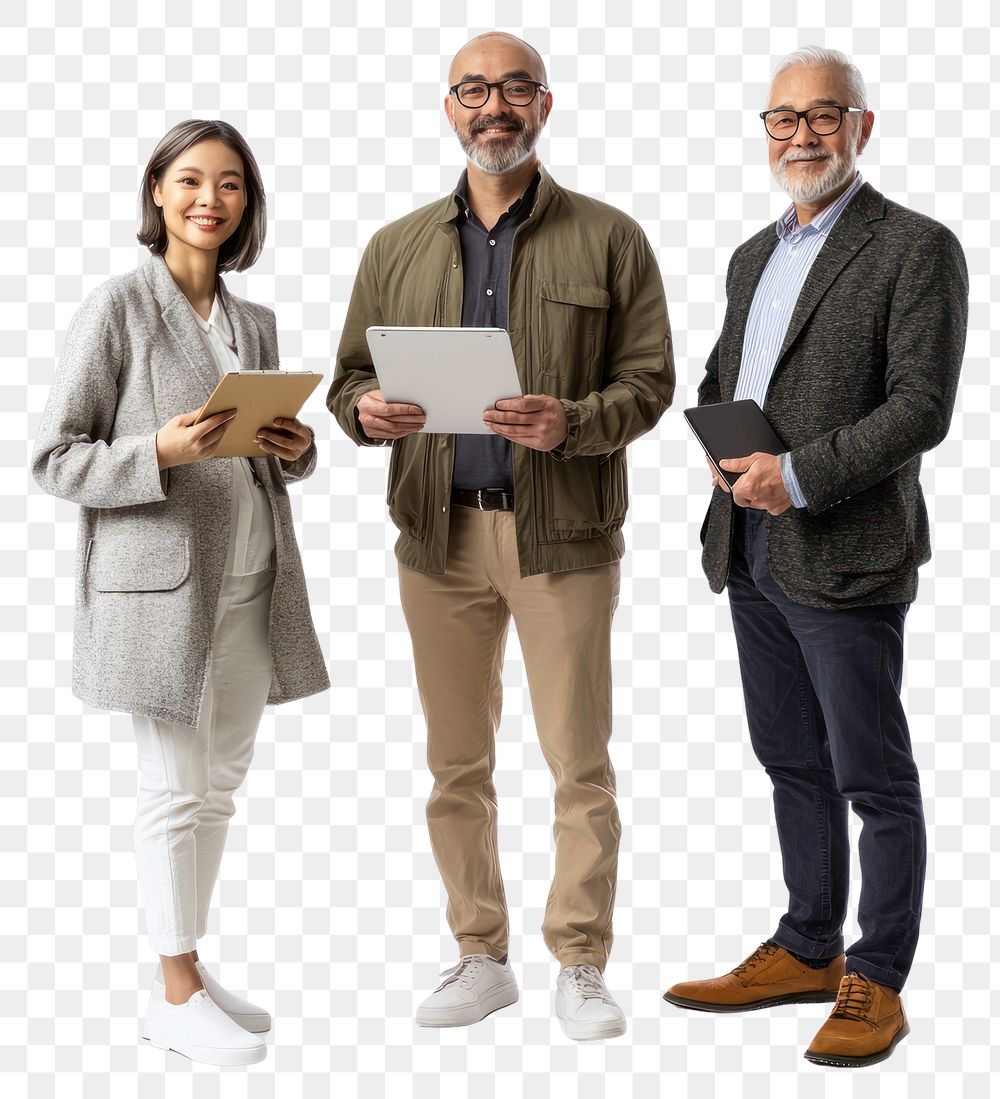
772,46,868,109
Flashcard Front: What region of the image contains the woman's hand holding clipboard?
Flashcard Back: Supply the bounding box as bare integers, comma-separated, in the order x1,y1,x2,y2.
191,371,324,458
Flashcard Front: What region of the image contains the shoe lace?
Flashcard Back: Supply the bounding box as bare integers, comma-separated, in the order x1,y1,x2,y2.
434,954,488,993
562,964,609,1001
830,974,874,1023
732,941,780,980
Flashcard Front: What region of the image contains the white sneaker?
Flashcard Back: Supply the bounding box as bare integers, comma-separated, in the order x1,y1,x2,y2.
142,985,267,1065
194,962,272,1033
415,954,519,1027
555,964,627,1040
153,964,271,1033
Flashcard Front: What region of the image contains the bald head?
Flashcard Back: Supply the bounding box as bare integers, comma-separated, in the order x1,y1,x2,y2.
448,31,548,87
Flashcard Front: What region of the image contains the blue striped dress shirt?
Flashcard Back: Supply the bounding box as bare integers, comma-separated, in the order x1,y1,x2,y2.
734,172,865,508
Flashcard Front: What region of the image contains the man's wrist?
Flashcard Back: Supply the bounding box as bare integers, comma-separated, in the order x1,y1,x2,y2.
550,399,580,461
353,399,389,447
779,451,808,508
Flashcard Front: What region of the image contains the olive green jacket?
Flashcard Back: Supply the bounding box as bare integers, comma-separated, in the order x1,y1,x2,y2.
327,165,675,577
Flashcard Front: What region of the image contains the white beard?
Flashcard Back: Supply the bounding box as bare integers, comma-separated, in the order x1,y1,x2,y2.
775,145,856,204
458,121,538,176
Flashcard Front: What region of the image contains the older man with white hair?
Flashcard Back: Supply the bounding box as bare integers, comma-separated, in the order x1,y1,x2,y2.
664,47,968,1067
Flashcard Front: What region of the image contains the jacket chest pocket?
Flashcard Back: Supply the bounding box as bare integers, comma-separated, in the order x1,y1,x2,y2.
538,280,610,385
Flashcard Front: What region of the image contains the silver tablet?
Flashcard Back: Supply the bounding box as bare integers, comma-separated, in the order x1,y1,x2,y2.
365,326,523,434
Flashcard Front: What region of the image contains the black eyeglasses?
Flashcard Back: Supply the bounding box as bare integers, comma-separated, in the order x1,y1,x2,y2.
760,105,865,140
449,78,548,109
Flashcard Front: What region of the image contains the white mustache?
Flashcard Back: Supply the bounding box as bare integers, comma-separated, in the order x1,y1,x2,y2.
782,151,830,165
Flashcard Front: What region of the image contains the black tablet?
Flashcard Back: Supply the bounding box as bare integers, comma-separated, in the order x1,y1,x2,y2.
683,400,787,488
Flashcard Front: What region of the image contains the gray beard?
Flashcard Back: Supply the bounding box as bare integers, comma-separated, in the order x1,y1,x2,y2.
775,146,856,204
458,123,538,176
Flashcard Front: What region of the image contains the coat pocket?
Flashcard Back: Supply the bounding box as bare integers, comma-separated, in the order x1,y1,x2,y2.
538,280,610,384
386,435,431,541
600,449,628,531
90,531,191,592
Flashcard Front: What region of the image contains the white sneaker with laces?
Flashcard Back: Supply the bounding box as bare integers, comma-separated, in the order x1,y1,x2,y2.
142,985,267,1065
555,964,627,1040
415,954,519,1027
153,963,272,1032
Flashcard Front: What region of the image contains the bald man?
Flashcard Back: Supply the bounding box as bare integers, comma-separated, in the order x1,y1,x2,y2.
328,32,673,1038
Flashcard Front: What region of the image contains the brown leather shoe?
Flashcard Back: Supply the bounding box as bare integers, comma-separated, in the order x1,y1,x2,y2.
804,973,909,1067
663,940,844,1012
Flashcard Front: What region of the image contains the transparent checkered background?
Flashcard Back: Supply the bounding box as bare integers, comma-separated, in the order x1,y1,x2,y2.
3,0,996,1096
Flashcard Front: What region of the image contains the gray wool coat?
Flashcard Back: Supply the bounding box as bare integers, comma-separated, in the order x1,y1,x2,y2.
698,183,969,609
31,254,330,728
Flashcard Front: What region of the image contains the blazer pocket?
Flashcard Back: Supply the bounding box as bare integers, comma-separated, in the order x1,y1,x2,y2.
538,280,610,384
90,531,191,592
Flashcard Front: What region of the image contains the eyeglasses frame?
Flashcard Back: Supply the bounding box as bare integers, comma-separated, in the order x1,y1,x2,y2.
759,104,866,140
448,78,549,109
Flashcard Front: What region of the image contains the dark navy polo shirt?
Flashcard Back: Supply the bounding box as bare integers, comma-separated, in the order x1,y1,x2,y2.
450,169,540,492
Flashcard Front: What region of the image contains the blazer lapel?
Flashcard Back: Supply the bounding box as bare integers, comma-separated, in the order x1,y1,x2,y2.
724,231,779,397
144,254,221,401
217,281,263,373
215,277,277,486
772,188,879,367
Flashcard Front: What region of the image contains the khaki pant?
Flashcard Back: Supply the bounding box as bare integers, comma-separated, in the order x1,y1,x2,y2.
399,505,621,970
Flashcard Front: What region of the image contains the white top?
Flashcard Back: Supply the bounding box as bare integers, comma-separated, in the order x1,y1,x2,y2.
188,295,276,576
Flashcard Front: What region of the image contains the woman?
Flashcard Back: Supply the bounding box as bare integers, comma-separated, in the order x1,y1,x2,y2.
31,120,330,1066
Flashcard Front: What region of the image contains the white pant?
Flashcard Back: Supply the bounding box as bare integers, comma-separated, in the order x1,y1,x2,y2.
132,568,274,956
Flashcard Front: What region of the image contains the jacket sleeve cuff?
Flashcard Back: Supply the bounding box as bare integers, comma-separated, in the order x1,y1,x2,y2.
779,451,808,509
280,426,318,482
550,400,582,462
353,391,390,447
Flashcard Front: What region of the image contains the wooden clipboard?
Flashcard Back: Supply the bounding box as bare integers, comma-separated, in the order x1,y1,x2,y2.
194,371,324,457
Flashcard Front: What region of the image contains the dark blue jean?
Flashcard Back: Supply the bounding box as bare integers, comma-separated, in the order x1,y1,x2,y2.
726,506,926,991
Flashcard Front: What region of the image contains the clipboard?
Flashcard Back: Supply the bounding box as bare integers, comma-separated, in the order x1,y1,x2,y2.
683,400,787,488
365,326,522,434
194,371,324,457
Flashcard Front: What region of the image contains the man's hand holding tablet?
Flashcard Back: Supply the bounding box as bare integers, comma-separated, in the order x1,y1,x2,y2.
482,395,568,452
356,389,427,440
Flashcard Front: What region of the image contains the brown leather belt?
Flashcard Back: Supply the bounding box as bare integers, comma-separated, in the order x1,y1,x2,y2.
452,488,515,511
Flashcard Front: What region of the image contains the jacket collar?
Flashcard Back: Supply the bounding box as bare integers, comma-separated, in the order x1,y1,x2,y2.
725,183,885,395
434,161,560,228
214,272,261,372
775,172,866,241
773,181,884,365
451,167,541,227
142,252,260,397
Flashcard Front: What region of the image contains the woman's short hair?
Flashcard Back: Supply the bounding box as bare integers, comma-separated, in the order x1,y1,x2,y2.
136,120,266,272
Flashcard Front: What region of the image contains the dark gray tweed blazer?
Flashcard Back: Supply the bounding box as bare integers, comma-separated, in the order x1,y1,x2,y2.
699,183,968,609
